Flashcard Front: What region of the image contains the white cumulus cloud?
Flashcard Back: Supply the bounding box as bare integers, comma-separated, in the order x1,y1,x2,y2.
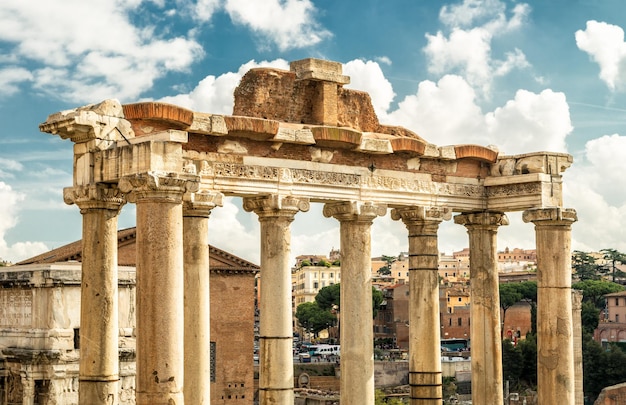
343,59,396,122
0,182,48,263
0,0,203,103
576,20,626,91
224,0,331,51
564,134,626,252
425,0,530,95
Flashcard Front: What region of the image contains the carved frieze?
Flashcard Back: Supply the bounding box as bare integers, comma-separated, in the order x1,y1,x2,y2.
213,163,280,180
291,168,361,186
0,289,32,327
485,182,543,198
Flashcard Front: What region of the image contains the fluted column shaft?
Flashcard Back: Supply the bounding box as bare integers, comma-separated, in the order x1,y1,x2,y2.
244,195,310,405
120,173,197,405
572,290,583,405
392,207,450,405
454,211,508,405
324,201,386,405
66,185,124,405
523,208,577,405
182,192,223,405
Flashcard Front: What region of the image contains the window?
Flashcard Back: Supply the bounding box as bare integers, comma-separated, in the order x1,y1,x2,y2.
617,314,620,323
458,317,462,326
321,273,325,279
313,282,319,289
458,297,462,302
73,328,80,349
330,273,334,278
616,298,620,306
449,318,452,326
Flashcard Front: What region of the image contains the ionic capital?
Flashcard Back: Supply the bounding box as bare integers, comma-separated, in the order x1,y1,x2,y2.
323,201,387,222
63,184,125,213
522,207,577,226
183,191,224,217
454,211,509,229
119,172,200,204
391,206,452,225
39,99,134,149
243,195,310,220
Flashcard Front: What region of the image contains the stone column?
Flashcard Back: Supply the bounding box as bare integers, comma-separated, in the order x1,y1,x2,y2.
182,191,223,405
392,206,451,405
243,195,310,405
572,289,583,405
323,201,387,405
65,185,125,405
523,208,577,405
454,211,508,405
119,172,198,405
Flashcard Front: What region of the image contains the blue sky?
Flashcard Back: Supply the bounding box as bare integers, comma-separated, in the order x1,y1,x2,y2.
1,0,626,265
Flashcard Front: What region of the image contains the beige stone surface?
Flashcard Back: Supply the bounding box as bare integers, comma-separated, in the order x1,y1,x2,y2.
324,201,386,405
524,207,577,405
392,206,450,405
454,212,508,405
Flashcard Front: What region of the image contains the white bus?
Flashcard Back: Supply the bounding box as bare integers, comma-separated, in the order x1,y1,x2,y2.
312,344,340,357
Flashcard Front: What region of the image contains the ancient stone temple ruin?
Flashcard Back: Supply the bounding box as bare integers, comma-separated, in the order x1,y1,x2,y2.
37,58,577,405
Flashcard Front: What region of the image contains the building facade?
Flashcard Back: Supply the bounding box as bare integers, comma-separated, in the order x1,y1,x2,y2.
595,290,626,344
1,228,258,405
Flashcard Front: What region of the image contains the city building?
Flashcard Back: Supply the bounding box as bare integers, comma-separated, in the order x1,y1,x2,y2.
0,228,259,405
292,252,341,308
595,290,626,344
374,283,409,349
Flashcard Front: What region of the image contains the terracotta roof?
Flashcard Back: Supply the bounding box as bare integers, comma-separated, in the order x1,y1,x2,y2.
17,227,259,273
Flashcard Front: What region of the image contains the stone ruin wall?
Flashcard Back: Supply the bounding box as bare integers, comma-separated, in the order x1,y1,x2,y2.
232,66,421,140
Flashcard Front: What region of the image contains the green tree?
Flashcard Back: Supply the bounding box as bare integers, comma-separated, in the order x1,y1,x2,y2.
601,248,626,283
316,284,341,311
295,301,336,337
315,283,384,317
377,254,397,276
581,301,600,335
517,333,537,387
318,259,332,267
499,283,523,323
374,389,405,405
582,335,626,403
572,250,601,281
502,339,523,387
372,287,384,317
572,279,624,308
